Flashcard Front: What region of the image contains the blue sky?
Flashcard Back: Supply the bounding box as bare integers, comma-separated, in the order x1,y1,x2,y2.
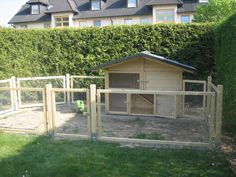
0,0,28,26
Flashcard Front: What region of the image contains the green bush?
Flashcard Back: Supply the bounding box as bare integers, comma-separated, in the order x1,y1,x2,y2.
215,15,236,136
0,24,215,80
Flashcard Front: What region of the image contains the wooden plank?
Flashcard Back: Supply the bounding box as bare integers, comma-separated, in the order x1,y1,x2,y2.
11,77,18,111
71,76,105,79
51,88,88,92
0,79,11,84
0,87,44,92
17,75,65,81
86,90,91,136
210,82,217,92
55,133,90,140
66,74,70,104
183,80,207,84
97,90,102,136
97,89,214,96
0,127,44,135
207,76,212,118
42,90,48,134
45,84,53,136
215,85,223,143
90,84,97,137
51,91,56,135
209,92,216,148
99,136,210,148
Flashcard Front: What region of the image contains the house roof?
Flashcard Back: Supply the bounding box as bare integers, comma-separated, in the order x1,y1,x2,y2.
8,4,51,24
73,0,152,19
27,0,49,6
147,0,183,6
88,51,196,73
177,1,197,13
9,0,199,24
45,0,78,14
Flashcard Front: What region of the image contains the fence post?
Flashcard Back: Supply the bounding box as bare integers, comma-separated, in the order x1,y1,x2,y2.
209,92,216,149
215,85,223,143
90,84,97,140
206,76,212,123
45,84,53,136
66,73,70,104
11,76,18,111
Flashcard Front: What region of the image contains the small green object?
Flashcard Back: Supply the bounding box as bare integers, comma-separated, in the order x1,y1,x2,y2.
76,100,85,112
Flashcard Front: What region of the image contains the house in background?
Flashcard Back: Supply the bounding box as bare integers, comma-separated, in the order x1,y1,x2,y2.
9,0,208,29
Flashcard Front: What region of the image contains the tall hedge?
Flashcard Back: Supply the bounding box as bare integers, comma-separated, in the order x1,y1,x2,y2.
215,15,236,136
0,24,214,80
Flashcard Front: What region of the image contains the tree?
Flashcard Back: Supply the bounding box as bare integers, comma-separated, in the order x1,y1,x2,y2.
193,0,236,23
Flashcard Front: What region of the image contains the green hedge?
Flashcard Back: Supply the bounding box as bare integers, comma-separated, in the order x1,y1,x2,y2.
215,15,236,136
0,24,215,80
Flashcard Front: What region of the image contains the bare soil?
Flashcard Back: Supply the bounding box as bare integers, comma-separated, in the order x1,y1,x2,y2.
0,104,209,143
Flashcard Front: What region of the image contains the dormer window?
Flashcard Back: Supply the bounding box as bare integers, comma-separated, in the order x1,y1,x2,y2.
31,4,39,14
127,0,137,8
91,0,101,10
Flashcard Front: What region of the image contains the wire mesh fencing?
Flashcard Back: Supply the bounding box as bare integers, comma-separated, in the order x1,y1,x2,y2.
0,88,46,134
51,89,90,138
96,89,214,146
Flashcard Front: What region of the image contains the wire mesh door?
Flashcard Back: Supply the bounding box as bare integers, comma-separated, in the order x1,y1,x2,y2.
51,88,91,138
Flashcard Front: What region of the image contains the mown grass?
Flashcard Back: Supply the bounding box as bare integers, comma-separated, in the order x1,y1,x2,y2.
0,132,234,177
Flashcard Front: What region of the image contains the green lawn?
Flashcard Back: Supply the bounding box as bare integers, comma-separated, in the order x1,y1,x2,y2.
0,132,234,177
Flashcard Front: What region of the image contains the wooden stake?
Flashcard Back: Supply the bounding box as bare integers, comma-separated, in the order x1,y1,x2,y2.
90,84,97,139
45,84,53,136
66,74,70,104
215,85,223,143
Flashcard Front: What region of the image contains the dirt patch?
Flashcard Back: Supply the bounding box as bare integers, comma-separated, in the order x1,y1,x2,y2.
0,104,209,143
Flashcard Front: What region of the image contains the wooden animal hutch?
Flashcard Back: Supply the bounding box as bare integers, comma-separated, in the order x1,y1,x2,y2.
90,51,196,118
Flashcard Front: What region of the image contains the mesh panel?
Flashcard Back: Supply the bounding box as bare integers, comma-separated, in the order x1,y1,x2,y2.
53,91,89,135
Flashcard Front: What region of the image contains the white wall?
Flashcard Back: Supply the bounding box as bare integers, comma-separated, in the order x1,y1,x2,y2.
74,15,153,27
15,22,51,29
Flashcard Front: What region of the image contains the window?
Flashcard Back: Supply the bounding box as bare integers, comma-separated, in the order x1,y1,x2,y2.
156,9,175,23
20,24,27,29
124,19,133,25
79,21,87,27
55,17,69,27
94,20,101,27
140,17,149,24
91,0,101,10
31,4,39,14
181,15,190,23
127,0,137,8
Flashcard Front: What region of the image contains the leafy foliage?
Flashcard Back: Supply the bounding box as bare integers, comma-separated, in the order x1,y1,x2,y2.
215,14,236,136
0,24,215,80
194,0,236,23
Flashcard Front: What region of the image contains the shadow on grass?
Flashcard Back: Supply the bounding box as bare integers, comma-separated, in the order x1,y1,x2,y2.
0,132,234,177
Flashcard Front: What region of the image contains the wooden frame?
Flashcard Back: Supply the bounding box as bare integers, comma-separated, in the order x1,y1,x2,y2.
0,87,47,135
17,76,66,108
50,87,91,138
182,79,207,118
70,75,105,103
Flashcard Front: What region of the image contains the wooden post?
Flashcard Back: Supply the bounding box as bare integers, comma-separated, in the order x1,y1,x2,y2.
90,84,97,140
209,92,216,148
66,74,70,104
206,76,212,123
45,84,53,136
97,90,102,137
215,85,223,143
86,90,91,136
11,76,18,111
